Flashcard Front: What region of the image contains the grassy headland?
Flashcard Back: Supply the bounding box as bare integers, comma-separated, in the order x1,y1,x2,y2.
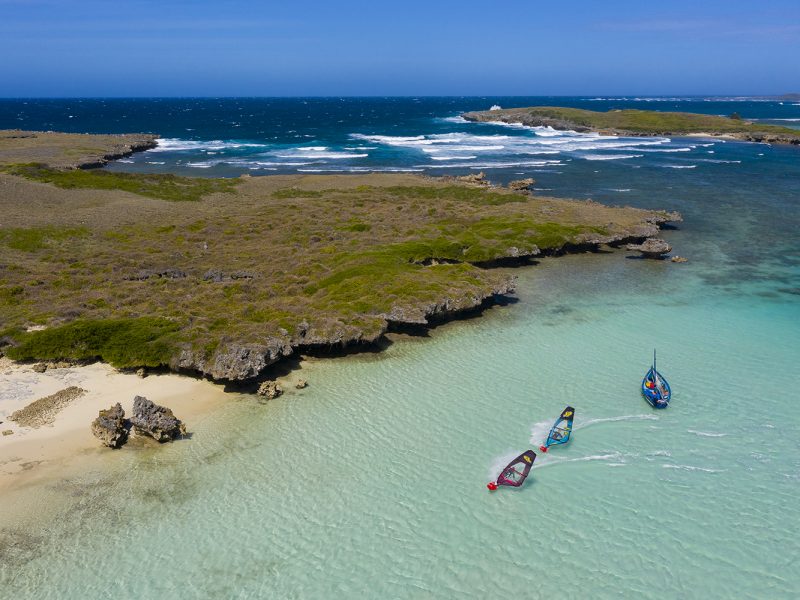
0,131,679,380
462,107,800,144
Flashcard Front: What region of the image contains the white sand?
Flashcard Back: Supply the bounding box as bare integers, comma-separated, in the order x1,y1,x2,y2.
0,357,230,488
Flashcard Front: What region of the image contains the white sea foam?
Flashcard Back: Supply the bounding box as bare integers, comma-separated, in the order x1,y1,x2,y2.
661,164,697,169
687,430,728,437
274,149,368,159
430,155,478,161
296,167,424,173
609,188,632,192
574,414,659,430
662,464,724,473
696,159,741,164
151,138,269,152
423,160,563,169
580,154,643,161
117,159,134,163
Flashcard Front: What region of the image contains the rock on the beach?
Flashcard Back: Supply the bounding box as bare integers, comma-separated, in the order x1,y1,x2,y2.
32,363,47,373
136,367,147,378
2,430,13,436
91,403,129,449
257,381,283,399
626,237,672,258
295,379,307,389
130,395,186,442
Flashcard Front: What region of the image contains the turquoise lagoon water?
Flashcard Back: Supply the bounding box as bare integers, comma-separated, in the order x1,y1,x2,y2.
0,98,799,598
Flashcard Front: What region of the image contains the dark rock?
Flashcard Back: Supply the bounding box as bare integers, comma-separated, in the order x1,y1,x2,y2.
32,363,47,373
671,256,688,263
136,367,147,378
257,381,282,399
203,269,225,282
2,430,13,436
295,379,307,389
626,238,672,258
130,396,186,442
125,268,187,281
173,339,293,381
91,403,128,449
230,271,255,280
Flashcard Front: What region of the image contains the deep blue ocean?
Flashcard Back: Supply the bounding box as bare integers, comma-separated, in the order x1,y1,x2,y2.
1,98,799,598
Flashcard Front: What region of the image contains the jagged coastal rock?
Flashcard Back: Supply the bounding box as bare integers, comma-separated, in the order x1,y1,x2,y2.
508,178,535,192
257,381,283,399
129,396,186,442
626,238,672,258
295,379,307,389
91,403,129,449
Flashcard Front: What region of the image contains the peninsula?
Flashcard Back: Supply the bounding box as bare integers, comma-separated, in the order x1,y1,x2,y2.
0,130,679,382
462,106,800,145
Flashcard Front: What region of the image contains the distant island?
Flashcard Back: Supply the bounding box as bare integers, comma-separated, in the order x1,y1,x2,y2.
0,130,679,381
462,106,800,145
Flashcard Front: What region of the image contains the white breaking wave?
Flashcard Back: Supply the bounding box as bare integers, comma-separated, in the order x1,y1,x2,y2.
609,188,632,192
275,151,369,160
296,167,424,173
661,164,697,169
150,138,270,152
580,154,643,161
430,155,478,161
423,160,563,169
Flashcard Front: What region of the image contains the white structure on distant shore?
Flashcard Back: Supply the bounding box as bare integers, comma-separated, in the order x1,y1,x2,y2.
489,104,502,111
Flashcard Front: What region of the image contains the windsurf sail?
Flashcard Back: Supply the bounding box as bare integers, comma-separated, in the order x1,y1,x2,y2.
491,450,536,489
539,406,575,453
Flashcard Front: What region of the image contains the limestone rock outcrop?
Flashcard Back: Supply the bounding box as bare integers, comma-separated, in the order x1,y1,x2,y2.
626,238,672,258
91,403,129,448
508,178,535,192
130,395,186,442
257,381,283,399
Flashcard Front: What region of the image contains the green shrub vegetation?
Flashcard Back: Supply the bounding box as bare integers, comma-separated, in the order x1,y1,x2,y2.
4,164,238,201
5,318,181,368
0,226,89,251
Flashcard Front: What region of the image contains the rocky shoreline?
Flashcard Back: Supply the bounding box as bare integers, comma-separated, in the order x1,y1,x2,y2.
169,212,679,382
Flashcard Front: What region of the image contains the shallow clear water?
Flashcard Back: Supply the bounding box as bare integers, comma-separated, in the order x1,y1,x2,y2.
1,98,799,598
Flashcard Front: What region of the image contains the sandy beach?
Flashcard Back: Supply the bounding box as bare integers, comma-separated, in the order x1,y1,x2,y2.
0,357,230,491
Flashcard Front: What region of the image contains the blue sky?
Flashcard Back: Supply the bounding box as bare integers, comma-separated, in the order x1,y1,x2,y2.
1,0,798,96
